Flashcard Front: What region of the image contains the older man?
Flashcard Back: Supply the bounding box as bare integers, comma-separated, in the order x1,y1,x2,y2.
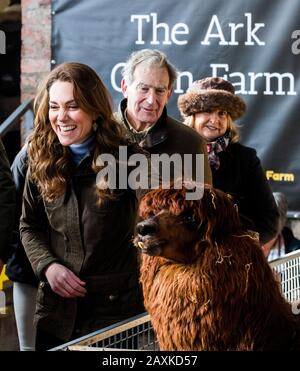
115,49,212,185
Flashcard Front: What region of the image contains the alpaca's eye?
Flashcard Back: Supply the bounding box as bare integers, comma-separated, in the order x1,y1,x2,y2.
181,214,197,228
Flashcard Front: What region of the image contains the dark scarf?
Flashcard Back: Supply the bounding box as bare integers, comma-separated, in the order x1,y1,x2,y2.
207,131,231,170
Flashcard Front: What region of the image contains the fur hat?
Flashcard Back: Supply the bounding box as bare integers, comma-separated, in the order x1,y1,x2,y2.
178,77,246,120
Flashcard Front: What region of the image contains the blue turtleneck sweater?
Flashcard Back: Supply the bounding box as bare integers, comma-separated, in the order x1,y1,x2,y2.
69,135,95,166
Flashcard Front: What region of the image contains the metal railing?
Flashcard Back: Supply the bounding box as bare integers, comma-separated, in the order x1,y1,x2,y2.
49,312,158,351
0,99,33,138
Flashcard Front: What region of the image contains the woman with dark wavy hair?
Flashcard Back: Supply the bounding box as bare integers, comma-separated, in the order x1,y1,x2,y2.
20,62,145,350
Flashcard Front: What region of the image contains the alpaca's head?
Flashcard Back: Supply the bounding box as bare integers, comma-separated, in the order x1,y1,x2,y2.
134,183,244,263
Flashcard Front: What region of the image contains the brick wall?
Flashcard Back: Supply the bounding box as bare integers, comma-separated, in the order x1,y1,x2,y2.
21,0,51,102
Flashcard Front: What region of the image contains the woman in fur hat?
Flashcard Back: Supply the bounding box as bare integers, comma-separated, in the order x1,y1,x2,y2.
178,77,279,247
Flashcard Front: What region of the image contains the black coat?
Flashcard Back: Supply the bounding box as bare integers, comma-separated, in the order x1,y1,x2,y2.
212,142,279,244
5,145,38,285
282,226,300,254
0,138,16,263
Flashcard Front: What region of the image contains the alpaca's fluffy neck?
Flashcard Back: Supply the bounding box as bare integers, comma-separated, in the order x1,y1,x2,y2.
140,238,297,351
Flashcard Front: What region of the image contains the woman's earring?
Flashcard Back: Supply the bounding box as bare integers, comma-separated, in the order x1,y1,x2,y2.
93,121,98,132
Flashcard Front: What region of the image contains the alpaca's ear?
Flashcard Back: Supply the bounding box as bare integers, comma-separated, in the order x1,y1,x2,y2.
199,188,218,217
198,189,219,236
199,188,241,239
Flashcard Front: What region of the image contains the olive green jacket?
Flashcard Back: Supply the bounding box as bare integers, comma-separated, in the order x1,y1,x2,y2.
20,149,145,341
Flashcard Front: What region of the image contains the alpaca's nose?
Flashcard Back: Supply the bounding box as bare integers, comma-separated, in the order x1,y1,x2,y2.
137,220,157,236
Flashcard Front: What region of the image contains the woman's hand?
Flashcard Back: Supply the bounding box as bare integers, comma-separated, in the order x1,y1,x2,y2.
44,262,87,298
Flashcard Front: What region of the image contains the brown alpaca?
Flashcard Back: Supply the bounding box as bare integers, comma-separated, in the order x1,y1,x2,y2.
134,184,300,351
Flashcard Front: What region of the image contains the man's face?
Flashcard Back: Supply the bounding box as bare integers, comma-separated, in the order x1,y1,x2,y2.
121,65,172,130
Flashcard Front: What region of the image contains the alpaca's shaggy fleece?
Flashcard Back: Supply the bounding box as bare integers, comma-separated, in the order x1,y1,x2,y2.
134,184,300,351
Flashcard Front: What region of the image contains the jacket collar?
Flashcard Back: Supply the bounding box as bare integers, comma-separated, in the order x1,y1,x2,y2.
117,99,168,148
